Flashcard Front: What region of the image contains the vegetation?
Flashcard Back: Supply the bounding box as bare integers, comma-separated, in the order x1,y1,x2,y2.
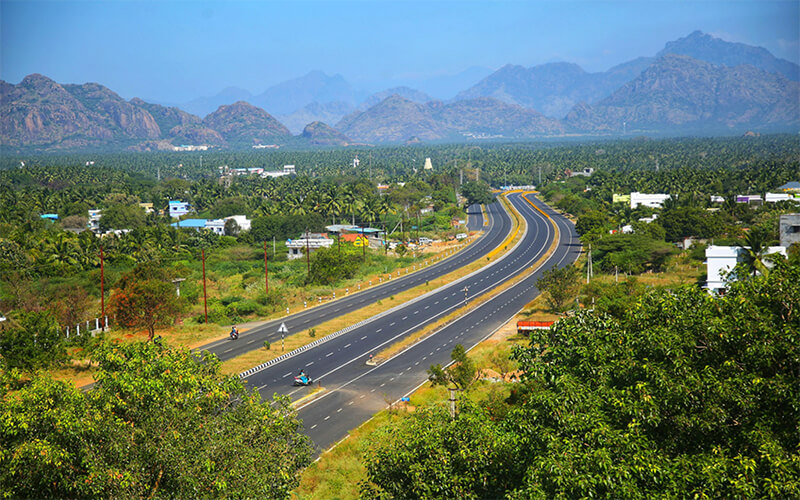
360,260,800,498
535,265,580,313
0,341,312,498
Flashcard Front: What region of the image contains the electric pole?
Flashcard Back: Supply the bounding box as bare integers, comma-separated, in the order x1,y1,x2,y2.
202,249,208,324
100,246,105,318
264,240,269,294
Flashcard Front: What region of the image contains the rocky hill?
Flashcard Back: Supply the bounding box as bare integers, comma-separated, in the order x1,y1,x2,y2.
456,59,653,118
202,101,291,144
564,54,800,132
278,101,355,135
337,94,563,142
300,121,350,145
658,30,799,81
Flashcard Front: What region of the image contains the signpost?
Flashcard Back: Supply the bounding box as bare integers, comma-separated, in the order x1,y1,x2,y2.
278,322,288,351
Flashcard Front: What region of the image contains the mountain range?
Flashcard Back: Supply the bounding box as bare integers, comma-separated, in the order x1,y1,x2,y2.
1,30,798,152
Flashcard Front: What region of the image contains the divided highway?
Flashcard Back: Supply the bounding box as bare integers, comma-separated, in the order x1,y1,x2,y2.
244,192,581,452
197,202,510,361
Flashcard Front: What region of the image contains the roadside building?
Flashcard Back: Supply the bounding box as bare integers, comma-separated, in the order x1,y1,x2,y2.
612,193,631,204
777,181,800,193
286,233,333,259
88,209,102,232
705,245,787,294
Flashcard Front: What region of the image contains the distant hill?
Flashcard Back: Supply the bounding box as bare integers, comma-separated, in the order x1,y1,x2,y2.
248,71,366,116
0,75,295,151
564,54,800,133
300,121,350,146
658,30,799,81
358,86,433,110
278,101,355,135
180,86,253,117
202,101,291,144
337,94,563,143
456,59,653,119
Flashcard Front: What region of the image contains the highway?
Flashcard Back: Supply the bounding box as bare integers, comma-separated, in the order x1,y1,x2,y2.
244,192,581,453
197,202,511,361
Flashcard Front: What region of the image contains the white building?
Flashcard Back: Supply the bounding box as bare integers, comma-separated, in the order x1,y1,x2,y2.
705,245,787,294
424,157,433,170
205,215,251,236
765,192,798,203
168,201,191,218
630,192,671,209
710,195,725,203
261,165,296,178
286,234,333,259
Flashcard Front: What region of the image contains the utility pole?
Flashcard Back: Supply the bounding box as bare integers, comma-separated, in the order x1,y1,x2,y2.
361,225,366,261
202,249,208,324
264,240,269,294
100,246,105,318
273,236,276,257
305,229,311,276
538,165,542,187
586,244,593,284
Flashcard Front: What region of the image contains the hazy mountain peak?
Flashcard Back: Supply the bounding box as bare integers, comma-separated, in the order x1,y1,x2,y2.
658,30,799,80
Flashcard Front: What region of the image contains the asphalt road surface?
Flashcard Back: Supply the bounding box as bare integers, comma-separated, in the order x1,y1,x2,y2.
244,192,581,453
196,202,511,361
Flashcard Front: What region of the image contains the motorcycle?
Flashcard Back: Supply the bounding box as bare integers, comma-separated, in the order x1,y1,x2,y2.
293,374,313,386
229,329,239,340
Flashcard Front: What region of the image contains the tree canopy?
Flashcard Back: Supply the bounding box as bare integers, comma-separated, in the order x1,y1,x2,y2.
361,259,800,498
0,341,312,498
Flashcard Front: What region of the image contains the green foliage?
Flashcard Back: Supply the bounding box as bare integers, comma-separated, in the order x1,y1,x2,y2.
0,311,66,371
0,341,312,498
594,233,676,274
460,180,494,207
536,265,580,313
575,209,610,235
98,202,146,231
361,402,523,500
362,261,800,498
428,344,476,391
307,247,360,286
659,206,724,241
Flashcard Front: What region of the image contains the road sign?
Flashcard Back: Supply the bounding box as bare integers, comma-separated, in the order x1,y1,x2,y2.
277,322,289,334
353,236,369,247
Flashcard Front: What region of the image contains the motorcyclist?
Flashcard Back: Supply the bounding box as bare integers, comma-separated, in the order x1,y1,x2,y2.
298,370,308,384
230,325,239,339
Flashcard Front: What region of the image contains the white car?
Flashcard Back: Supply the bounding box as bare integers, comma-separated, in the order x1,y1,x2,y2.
456,233,468,240
418,237,433,245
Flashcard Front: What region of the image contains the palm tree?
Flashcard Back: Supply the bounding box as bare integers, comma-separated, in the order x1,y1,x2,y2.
738,228,770,277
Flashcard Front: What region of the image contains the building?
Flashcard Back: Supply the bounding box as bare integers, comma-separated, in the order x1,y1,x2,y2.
705,245,787,294
138,203,154,214
423,157,433,170
630,192,671,209
765,192,799,203
286,233,333,259
710,195,725,203
88,209,102,232
261,165,296,178
569,167,594,177
40,213,59,221
173,145,209,151
780,214,800,248
171,219,208,230
612,194,631,204
735,195,762,205
777,181,800,192
168,201,191,218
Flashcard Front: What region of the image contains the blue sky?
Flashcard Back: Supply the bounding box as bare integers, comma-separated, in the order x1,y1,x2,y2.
2,0,798,103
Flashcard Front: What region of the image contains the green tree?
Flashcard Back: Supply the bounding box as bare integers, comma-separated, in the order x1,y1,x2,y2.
306,246,360,286
536,265,579,313
99,203,146,231
427,344,476,392
460,180,493,207
0,311,66,371
0,341,312,498
108,264,184,340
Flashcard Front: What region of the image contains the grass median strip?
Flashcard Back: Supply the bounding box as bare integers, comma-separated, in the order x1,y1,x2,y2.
224,199,519,377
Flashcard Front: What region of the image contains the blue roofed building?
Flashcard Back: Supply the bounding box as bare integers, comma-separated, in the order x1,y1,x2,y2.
171,218,207,230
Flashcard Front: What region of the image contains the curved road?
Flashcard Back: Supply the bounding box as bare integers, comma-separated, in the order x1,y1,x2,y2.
198,202,511,361
245,192,581,452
